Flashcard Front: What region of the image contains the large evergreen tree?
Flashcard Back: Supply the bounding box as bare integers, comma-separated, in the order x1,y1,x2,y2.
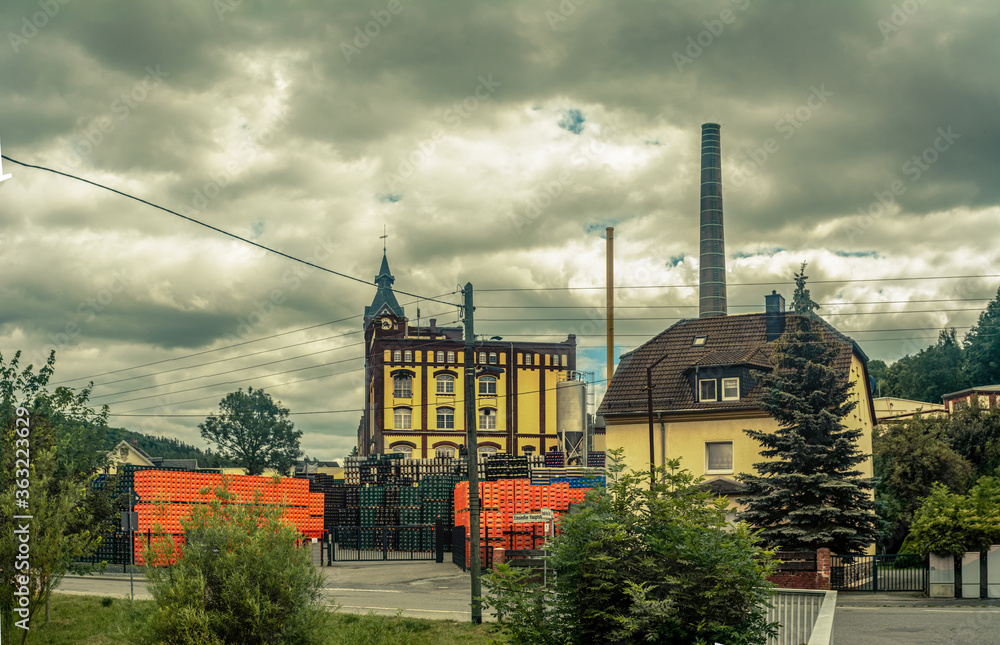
737,264,877,554
965,285,1000,387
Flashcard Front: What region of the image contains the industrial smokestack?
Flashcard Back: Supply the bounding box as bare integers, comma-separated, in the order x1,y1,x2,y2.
699,123,727,318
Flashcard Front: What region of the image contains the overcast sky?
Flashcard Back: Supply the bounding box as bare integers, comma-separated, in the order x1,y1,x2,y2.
2,1,998,461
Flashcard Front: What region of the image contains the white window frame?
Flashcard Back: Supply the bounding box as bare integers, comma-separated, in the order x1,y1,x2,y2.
404,350,412,362
525,353,532,366
489,352,498,364
479,375,497,396
478,446,498,457
699,379,717,402
393,350,402,362
722,377,740,401
393,407,412,430
393,375,412,398
435,446,456,458
479,408,497,430
436,351,445,363
391,444,413,457
436,406,455,430
705,441,734,474
446,351,456,363
436,375,455,395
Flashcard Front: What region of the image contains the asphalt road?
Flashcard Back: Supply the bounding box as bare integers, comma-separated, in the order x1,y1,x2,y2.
60,560,484,622
835,603,1000,644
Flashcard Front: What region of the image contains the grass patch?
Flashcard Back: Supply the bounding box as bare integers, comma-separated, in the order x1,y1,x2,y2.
29,594,507,644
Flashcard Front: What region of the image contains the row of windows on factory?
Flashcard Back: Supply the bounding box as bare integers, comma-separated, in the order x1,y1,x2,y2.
392,407,498,431
390,445,499,459
392,375,498,398
389,350,567,367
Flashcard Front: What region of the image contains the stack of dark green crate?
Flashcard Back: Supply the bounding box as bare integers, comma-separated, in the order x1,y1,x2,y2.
399,487,422,550
418,474,462,550
360,485,385,548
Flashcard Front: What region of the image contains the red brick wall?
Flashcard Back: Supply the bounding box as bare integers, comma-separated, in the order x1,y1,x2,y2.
767,548,831,590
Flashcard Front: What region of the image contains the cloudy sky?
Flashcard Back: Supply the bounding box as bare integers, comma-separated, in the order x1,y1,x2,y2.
2,0,998,461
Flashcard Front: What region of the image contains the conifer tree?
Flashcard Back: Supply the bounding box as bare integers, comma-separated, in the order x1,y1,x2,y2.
737,264,877,554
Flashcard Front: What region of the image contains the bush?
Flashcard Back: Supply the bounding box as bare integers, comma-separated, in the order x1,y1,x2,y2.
131,482,328,645
904,470,1000,556
483,452,778,645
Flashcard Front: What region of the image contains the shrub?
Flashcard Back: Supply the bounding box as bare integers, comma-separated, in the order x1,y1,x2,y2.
904,469,1000,556
132,482,328,645
483,452,778,645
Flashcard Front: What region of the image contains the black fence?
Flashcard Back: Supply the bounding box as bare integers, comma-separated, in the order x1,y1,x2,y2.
451,525,494,572
831,553,927,592
327,522,444,563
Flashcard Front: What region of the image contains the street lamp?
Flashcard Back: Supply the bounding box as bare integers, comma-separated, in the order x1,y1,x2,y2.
646,353,669,486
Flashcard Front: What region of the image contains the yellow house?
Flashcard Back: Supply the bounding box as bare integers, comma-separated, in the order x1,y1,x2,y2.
598,292,876,499
359,252,577,458
105,439,155,474
873,396,947,422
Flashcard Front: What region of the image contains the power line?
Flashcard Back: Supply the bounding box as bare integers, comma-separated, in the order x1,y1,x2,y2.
478,310,985,322
476,298,994,309
478,275,1000,292
2,155,459,309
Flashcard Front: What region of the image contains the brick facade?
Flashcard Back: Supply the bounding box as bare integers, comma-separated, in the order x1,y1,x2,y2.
767,548,831,590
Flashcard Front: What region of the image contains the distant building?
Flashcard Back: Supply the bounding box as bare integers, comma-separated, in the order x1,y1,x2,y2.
104,439,221,474
598,291,877,497
941,384,1000,413
358,251,578,458
873,396,946,422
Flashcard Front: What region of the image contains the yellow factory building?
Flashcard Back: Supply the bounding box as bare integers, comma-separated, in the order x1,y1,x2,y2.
358,252,578,458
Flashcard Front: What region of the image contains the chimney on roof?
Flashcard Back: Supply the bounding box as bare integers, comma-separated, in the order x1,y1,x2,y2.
765,290,786,341
429,318,436,329
699,123,727,318
130,438,138,449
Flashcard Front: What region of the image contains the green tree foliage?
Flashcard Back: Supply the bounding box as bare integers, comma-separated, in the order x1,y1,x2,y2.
1,351,113,643
903,471,1000,556
738,268,877,554
964,285,1000,386
791,261,820,317
483,452,778,645
200,387,302,476
133,484,327,644
872,416,972,552
947,399,1000,478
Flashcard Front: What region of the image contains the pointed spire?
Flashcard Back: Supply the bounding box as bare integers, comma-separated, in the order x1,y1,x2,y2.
365,248,404,322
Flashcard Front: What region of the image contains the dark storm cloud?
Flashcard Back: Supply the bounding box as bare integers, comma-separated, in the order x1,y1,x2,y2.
2,0,998,459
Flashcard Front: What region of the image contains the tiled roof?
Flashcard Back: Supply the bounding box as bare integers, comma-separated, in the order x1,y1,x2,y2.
699,477,746,495
598,312,858,416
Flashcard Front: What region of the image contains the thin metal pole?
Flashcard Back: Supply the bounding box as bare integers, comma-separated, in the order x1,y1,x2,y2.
463,282,483,624
646,353,669,487
606,227,614,382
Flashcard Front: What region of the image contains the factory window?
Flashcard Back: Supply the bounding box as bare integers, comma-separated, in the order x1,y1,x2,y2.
435,446,456,458
391,444,413,457
479,446,498,457
393,407,412,430
699,379,717,402
436,375,455,395
479,408,497,430
447,351,456,363
436,351,445,363
393,350,402,362
479,352,487,363
489,352,498,364
436,407,455,430
722,377,740,401
706,441,733,473
393,375,412,398
404,350,412,362
479,375,497,396
525,353,532,366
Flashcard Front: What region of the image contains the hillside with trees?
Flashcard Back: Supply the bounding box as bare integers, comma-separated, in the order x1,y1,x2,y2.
868,286,1000,402
102,427,239,468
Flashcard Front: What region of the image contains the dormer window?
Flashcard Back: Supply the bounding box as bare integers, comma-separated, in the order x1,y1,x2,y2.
699,379,717,402
722,377,740,401
692,336,707,347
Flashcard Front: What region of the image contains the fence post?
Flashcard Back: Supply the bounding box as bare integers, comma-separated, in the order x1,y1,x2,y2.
330,528,337,563
383,527,388,561
435,519,444,564
987,545,1000,599
873,556,878,593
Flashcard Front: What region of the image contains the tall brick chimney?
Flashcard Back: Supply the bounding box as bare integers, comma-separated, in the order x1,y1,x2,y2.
699,123,727,318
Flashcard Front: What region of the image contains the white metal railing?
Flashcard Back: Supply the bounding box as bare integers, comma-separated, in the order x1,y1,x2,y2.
766,588,837,645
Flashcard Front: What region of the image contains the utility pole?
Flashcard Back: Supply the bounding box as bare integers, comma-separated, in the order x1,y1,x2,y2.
463,282,483,624
606,227,614,381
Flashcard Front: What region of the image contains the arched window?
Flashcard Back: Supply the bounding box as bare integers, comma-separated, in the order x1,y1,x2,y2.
436,407,455,430
393,350,402,362
489,352,498,364
393,375,411,398
479,375,497,396
404,350,412,362
436,374,455,395
479,352,487,363
447,351,455,363
436,351,445,363
393,407,412,430
391,444,413,457
525,353,532,366
435,446,456,458
479,408,497,430
478,446,498,457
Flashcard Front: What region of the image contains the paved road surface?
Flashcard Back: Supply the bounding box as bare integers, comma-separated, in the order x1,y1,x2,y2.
60,561,483,622
835,595,1000,644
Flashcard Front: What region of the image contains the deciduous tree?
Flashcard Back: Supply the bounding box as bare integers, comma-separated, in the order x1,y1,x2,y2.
200,387,301,476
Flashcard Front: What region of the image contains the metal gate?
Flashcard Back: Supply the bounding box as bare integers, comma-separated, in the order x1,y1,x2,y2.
831,553,928,592
327,522,444,563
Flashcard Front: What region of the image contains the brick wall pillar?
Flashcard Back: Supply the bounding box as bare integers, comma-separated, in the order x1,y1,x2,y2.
816,548,831,590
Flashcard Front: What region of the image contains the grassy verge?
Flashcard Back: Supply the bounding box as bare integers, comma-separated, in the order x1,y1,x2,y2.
27,594,508,644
